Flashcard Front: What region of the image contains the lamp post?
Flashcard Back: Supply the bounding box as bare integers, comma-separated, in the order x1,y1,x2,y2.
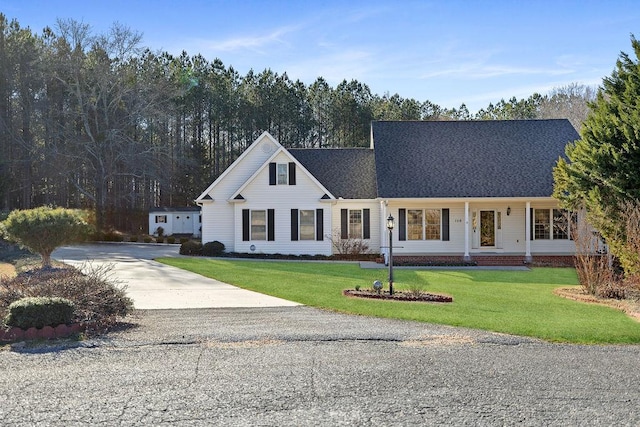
387,214,394,295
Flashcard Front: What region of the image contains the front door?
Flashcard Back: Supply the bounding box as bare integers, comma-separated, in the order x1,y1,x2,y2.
480,210,495,247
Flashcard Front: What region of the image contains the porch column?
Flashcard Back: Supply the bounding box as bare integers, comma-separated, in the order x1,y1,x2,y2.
525,201,532,262
381,200,389,263
464,201,471,261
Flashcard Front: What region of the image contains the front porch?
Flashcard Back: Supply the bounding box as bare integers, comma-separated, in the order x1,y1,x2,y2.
392,254,576,267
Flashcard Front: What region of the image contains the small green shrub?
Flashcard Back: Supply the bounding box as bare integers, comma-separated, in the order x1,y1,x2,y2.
156,236,165,243
180,237,189,244
202,241,225,256
0,265,133,326
5,296,75,329
167,236,176,244
180,240,203,255
143,236,152,243
129,235,139,242
102,231,124,242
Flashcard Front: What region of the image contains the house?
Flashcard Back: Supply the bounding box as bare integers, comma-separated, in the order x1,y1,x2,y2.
195,120,580,265
149,207,201,237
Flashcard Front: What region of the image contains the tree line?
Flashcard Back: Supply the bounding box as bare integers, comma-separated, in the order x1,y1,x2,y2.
0,15,596,232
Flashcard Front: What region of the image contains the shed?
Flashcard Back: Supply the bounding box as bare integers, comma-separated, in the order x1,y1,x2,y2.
149,207,201,237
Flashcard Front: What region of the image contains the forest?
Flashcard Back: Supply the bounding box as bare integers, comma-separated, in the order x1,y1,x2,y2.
0,15,596,232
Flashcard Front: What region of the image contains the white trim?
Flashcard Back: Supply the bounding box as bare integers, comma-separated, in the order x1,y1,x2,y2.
464,201,470,260
525,201,532,261
228,147,336,202
195,131,281,201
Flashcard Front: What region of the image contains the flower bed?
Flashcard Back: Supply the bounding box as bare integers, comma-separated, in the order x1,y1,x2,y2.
343,289,453,303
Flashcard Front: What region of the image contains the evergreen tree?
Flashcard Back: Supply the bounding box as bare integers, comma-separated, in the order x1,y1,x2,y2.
553,35,640,274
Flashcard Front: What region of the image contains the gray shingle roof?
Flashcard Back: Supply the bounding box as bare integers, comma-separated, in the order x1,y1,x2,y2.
372,120,579,198
289,148,377,199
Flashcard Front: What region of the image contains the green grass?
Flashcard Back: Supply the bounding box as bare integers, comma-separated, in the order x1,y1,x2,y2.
158,258,640,344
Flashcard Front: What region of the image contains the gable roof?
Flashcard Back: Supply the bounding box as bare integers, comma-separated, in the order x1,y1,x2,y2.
229,146,335,201
371,119,579,198
289,148,377,199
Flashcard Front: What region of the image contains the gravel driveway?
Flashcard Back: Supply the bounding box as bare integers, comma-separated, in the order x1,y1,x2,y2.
1,307,639,426
3,243,637,425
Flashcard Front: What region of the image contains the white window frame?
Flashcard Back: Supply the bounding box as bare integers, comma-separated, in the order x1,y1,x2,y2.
277,163,288,185
251,210,267,241
533,208,572,240
407,209,441,241
299,210,315,240
348,209,363,239
155,215,167,223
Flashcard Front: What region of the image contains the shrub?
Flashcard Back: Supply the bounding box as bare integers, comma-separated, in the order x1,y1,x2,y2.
143,236,152,243
102,230,125,242
180,237,189,244
0,264,133,326
5,296,75,329
129,235,139,242
202,241,225,256
167,236,176,244
156,236,165,243
180,240,203,255
1,207,92,267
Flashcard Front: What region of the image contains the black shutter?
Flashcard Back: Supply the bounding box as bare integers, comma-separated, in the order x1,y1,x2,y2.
267,209,275,241
442,208,450,241
269,162,276,185
316,209,323,241
530,208,534,241
242,209,250,241
341,209,348,239
288,162,296,185
398,209,406,241
363,209,370,239
291,209,298,241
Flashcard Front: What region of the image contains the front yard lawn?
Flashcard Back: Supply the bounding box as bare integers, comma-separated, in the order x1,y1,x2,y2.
158,258,640,344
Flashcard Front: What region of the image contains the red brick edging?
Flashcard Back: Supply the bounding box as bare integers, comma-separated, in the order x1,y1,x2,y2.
0,322,87,342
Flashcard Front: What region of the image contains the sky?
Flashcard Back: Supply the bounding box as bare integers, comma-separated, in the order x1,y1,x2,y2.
1,0,639,113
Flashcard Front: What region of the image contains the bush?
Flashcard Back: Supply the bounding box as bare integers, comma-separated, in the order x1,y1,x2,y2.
102,230,124,242
156,236,165,243
0,264,133,326
179,237,189,244
1,207,92,267
5,296,75,329
202,241,225,256
167,236,176,244
143,236,152,243
179,240,203,255
129,235,139,242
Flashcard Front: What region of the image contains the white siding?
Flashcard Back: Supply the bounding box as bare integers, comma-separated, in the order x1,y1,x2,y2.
331,200,382,255
385,199,577,256
200,135,280,249
234,152,332,255
385,202,466,255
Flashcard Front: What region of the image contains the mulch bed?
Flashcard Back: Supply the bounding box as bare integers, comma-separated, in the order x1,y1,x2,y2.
554,286,640,321
343,289,453,303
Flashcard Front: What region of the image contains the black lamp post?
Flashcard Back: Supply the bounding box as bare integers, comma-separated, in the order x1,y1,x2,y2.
387,214,394,295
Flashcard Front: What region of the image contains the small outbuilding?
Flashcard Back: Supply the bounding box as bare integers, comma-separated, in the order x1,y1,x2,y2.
149,207,201,238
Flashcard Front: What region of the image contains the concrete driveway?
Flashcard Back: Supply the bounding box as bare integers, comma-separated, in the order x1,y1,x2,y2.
52,243,299,310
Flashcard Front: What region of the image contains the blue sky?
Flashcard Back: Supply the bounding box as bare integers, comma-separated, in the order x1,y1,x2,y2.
1,0,638,112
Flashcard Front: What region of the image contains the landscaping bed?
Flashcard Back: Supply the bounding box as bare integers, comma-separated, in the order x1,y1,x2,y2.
343,289,453,303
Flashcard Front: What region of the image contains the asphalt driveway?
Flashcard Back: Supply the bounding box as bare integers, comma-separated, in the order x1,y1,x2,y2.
52,243,299,309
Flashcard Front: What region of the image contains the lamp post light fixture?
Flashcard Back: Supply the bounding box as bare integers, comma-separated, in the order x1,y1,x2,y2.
387,214,395,295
